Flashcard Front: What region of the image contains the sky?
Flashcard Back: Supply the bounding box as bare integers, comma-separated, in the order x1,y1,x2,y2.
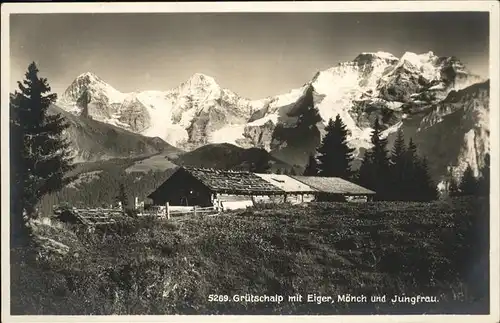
10,12,489,100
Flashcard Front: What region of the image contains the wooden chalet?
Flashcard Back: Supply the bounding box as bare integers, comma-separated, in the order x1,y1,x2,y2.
147,167,377,210
291,175,376,202
147,166,287,208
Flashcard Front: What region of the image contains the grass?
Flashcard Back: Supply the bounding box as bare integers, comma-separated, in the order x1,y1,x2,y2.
10,196,489,315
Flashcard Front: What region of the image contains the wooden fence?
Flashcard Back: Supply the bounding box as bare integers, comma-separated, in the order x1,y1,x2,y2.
55,203,219,229
78,210,119,226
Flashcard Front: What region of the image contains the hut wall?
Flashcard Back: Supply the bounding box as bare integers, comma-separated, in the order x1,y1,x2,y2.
246,193,315,205
214,193,254,210
150,170,212,207
316,194,370,203
316,193,347,202
345,195,369,203
287,194,315,204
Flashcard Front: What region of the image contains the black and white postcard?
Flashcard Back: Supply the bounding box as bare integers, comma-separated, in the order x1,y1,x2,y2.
1,2,499,322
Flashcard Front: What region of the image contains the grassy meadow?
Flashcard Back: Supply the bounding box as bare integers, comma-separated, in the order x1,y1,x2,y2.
10,196,489,315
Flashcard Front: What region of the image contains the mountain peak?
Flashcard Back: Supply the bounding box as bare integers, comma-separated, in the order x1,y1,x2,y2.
187,72,218,85
61,71,124,105
361,51,398,60
74,72,103,83
177,73,221,94
353,51,399,66
400,51,438,66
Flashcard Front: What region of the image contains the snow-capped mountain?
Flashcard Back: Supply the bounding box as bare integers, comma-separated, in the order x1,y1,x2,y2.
59,72,260,151
57,51,488,181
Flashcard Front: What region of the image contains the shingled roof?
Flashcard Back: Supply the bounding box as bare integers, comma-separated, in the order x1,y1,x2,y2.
254,173,318,193
291,175,376,195
182,167,285,195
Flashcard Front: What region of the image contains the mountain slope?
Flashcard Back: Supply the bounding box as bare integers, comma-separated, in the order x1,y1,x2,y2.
56,51,487,181
399,80,490,184
57,52,483,155
48,104,182,162
172,143,293,172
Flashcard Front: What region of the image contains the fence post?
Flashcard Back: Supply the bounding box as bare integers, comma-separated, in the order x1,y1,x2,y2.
166,202,170,219
194,205,198,217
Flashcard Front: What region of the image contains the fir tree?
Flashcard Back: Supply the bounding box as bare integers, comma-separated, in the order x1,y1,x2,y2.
389,128,407,200
406,138,417,159
275,168,283,175
289,168,297,176
316,115,355,179
358,118,390,199
357,149,374,190
391,128,406,162
303,154,318,176
403,138,419,200
459,165,478,196
414,157,438,201
371,118,390,172
296,86,322,130
10,62,74,246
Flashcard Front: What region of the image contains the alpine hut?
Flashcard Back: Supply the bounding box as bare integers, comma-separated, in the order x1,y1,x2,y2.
147,166,286,210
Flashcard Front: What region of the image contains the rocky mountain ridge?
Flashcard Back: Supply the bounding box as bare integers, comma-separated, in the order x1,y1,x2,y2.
56,51,489,183
48,104,181,163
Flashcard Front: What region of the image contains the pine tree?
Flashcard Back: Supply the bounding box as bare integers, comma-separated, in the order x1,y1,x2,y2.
289,168,297,176
459,165,478,196
389,128,407,200
10,62,74,246
316,115,355,179
275,168,283,175
303,154,318,176
414,157,438,201
403,138,419,200
357,149,374,189
359,118,390,199
296,86,322,130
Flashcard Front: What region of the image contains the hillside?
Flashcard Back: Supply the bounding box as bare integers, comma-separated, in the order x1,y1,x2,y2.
13,197,489,315
38,157,177,216
410,80,490,182
36,142,293,216
48,104,182,163
37,141,298,215
172,143,294,172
